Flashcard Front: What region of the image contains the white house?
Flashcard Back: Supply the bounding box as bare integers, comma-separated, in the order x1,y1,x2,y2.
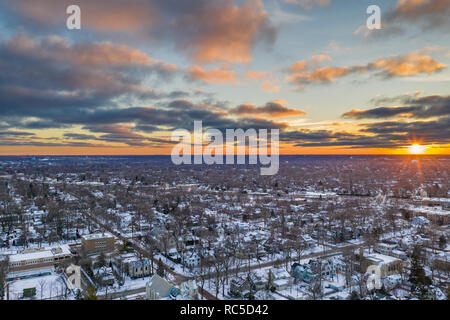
269,268,290,291
182,252,200,267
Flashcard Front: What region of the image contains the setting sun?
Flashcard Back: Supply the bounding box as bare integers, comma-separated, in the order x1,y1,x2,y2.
408,144,426,154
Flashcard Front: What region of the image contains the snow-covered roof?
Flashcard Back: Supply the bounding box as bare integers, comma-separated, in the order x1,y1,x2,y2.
366,253,401,266
9,245,71,263
81,232,114,240
147,274,172,298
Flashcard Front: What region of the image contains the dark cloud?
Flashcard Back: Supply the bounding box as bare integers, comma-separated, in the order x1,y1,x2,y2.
63,133,97,140
0,98,287,147
0,34,249,148
19,121,71,130
388,0,450,31
62,126,174,147
334,93,450,148
279,129,378,148
343,106,417,119
134,125,160,133
1,0,277,64
355,0,450,40
343,94,450,119
0,35,180,122
0,131,35,136
360,116,450,145
78,124,153,146
74,102,288,145
282,128,411,149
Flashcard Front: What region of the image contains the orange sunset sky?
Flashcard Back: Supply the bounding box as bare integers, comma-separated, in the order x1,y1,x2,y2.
0,0,449,155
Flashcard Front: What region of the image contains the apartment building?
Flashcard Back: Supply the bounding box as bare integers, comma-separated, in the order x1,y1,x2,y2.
81,232,115,255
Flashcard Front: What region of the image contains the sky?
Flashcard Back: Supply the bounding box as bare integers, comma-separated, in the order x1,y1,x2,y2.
0,0,449,155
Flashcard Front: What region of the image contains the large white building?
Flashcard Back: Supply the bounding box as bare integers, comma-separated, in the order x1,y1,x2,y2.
8,244,72,272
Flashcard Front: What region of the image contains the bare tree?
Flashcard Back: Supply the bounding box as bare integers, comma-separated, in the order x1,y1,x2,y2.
354,272,368,299
0,256,8,300
38,279,47,300
307,277,323,300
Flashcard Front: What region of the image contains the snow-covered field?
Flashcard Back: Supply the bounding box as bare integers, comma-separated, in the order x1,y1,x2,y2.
8,272,72,300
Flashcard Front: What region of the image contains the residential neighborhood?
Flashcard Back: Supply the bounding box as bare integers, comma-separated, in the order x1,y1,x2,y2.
0,155,448,300
0,0,449,313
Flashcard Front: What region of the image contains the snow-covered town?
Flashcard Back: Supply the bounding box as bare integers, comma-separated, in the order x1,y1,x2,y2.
0,155,448,300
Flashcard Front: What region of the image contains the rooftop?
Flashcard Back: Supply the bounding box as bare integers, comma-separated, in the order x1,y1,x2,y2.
366,253,401,265
81,232,114,241
9,245,71,263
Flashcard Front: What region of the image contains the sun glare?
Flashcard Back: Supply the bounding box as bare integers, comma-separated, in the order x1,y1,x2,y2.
408,144,426,154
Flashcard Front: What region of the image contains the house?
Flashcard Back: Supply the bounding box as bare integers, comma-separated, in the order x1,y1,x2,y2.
329,228,354,242
179,280,199,300
156,232,177,253
182,252,200,267
269,268,290,291
229,277,256,299
236,244,256,259
66,229,78,240
126,258,151,278
390,249,407,260
113,252,134,275
117,212,132,230
32,210,47,226
146,274,173,300
412,216,430,227
166,248,181,262
228,270,268,298
300,234,316,248
292,263,314,283
250,272,268,291
292,255,344,283
360,253,403,278
184,235,200,247
128,258,152,278
374,242,398,256
97,267,115,286
309,257,337,279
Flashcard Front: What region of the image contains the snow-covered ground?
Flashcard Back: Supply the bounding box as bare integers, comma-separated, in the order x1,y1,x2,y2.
96,275,150,295
8,272,73,300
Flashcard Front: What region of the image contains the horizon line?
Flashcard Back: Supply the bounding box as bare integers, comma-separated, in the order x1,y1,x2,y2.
0,154,447,157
